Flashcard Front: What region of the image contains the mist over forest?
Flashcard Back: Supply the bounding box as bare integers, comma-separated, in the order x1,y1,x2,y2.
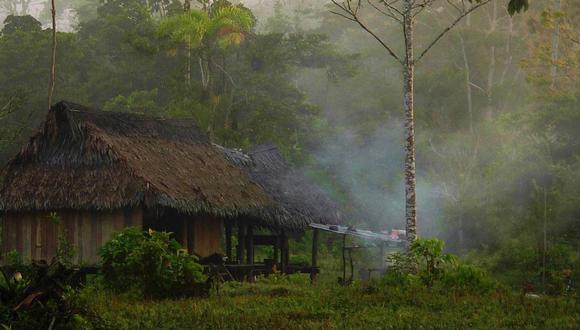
0,0,578,321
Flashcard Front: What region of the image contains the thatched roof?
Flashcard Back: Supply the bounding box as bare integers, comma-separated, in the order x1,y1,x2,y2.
0,102,271,216
218,144,342,230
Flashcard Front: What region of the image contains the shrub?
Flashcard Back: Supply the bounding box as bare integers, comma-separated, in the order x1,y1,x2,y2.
386,238,498,292
439,263,498,293
99,228,206,298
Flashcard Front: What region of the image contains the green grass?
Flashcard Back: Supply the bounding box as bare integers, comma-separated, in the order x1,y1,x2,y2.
77,275,579,330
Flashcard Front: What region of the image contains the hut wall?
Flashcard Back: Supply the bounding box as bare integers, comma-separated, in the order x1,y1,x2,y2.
1,208,142,265
191,216,222,257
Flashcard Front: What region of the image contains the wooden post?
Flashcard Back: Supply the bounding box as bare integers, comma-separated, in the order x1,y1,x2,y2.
341,234,346,284
246,225,254,265
225,222,232,262
310,229,319,283
379,241,385,270
237,222,245,264
282,231,289,273
273,233,279,265
348,248,354,283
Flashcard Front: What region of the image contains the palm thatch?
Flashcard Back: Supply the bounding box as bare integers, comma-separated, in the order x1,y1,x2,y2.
0,101,271,217
218,144,342,230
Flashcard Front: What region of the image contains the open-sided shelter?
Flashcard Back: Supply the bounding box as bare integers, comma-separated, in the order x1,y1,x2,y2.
218,144,342,278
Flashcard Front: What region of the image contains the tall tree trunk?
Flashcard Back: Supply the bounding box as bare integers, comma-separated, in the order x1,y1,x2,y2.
485,2,498,120
542,186,548,293
459,34,474,134
48,0,57,110
485,45,496,120
403,0,417,245
550,0,562,88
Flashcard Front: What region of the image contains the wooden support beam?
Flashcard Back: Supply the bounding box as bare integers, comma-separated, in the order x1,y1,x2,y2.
225,222,232,262
281,231,289,273
246,225,254,265
342,234,346,284
236,222,245,264
273,234,279,265
310,229,319,283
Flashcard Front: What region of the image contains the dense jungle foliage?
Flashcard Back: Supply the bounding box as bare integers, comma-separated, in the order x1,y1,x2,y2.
0,0,578,325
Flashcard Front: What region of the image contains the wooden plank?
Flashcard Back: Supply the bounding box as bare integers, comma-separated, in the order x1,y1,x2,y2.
40,215,48,262
90,213,98,265
192,216,222,258
134,208,143,228
30,216,37,261
76,213,84,263
95,213,102,262
81,214,92,264
2,216,12,258
2,217,6,255
48,213,58,262
15,215,22,258
70,212,79,264
112,210,125,234
10,217,17,255
101,213,114,247
21,215,30,262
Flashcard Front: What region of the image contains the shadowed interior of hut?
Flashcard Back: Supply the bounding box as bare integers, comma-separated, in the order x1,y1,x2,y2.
219,219,319,282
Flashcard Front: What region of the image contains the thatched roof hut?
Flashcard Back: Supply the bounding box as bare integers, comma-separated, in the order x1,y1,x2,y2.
0,101,342,267
0,101,271,215
0,101,272,263
218,144,342,231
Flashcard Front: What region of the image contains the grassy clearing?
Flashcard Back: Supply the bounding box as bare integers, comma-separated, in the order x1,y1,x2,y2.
78,275,579,330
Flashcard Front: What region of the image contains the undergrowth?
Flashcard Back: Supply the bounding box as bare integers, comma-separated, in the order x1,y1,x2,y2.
73,274,579,330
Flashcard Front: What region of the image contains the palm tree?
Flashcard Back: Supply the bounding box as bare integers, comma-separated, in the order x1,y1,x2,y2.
158,4,253,93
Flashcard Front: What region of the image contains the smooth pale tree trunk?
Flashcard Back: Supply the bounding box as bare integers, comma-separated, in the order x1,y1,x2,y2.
550,0,562,88
331,0,504,248
459,35,474,134
403,0,417,245
485,3,498,120
542,187,548,293
48,0,57,110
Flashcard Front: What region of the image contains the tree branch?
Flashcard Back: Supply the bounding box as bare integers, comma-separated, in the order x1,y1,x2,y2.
331,0,403,65
48,0,57,110
416,0,492,63
367,0,402,24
